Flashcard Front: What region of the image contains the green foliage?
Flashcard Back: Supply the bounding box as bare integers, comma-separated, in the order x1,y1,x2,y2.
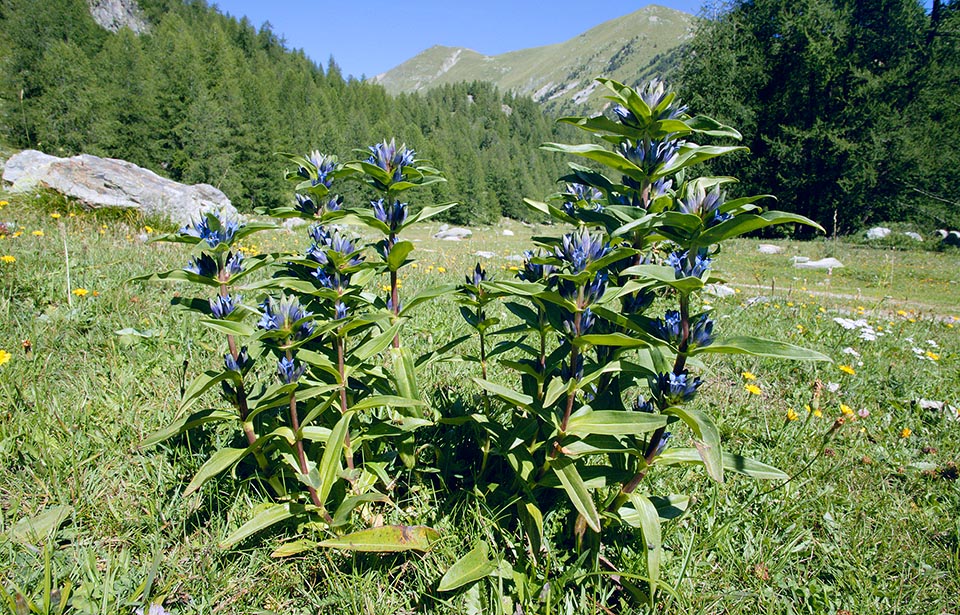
678,0,958,234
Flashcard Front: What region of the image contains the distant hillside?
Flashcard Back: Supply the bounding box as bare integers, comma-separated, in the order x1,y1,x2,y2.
373,5,693,112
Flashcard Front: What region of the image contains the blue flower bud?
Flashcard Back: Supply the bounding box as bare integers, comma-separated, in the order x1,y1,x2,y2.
179,212,241,248
368,138,415,183
223,251,243,277
689,314,714,349
652,370,702,405
334,301,348,320
258,295,314,341
371,199,408,232
277,356,306,384
667,249,711,280
209,294,240,319
184,253,218,278
224,347,251,373
555,228,610,274
655,310,683,345
633,397,656,413
518,250,554,283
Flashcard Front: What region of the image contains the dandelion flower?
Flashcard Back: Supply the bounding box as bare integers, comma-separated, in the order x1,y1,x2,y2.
437,266,446,273
50,212,61,219
840,403,854,416
925,350,940,361
786,408,799,421
838,365,856,375
742,371,756,380
900,427,912,438
745,383,762,395
31,230,44,237
0,255,14,263
0,349,10,366
72,288,89,297
896,310,907,316
12,231,22,238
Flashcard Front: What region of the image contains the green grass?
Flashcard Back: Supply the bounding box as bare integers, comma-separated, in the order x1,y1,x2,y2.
1,191,958,614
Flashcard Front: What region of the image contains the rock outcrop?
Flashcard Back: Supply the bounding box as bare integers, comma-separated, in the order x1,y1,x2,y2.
88,0,149,34
2,149,236,225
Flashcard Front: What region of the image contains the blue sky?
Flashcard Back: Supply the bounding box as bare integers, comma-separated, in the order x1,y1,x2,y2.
211,1,706,79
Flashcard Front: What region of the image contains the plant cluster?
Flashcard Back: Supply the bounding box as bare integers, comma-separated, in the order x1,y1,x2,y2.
142,79,829,610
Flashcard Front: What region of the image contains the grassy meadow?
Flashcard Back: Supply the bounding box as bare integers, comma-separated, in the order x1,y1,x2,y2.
1,189,959,614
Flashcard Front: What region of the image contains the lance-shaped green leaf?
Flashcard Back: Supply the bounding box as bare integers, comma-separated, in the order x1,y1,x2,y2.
654,144,749,180
551,457,601,532
180,370,239,412
198,318,255,338
541,143,646,182
130,268,221,288
271,539,321,558
184,447,248,496
575,333,650,349
565,410,667,437
597,77,652,119
385,240,414,271
220,503,304,548
649,494,691,520
686,115,742,139
438,541,498,592
316,412,352,506
348,395,426,412
696,210,824,246
318,525,440,552
352,321,403,362
523,197,578,225
399,283,458,317
391,347,421,412
402,203,457,229
655,448,788,480
141,408,236,447
619,264,705,293
662,405,723,483
332,493,390,528
473,378,534,411
691,336,832,362
621,493,662,606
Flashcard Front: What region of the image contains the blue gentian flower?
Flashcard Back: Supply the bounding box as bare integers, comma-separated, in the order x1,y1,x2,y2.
294,193,318,216
184,253,218,278
655,310,683,345
689,314,714,349
518,250,555,283
633,397,656,413
371,199,408,232
258,295,314,341
466,262,488,287
618,139,681,171
223,251,243,277
368,139,415,183
224,347,251,373
209,294,240,319
652,370,702,405
652,432,671,457
555,228,610,274
277,356,306,384
334,301,348,320
678,185,729,226
308,150,337,188
562,183,604,215
667,249,711,280
179,212,241,248
309,225,331,245
583,272,608,306
639,79,688,120
622,289,655,315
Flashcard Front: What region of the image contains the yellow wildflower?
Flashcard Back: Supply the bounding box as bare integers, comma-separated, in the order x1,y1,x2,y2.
818,307,826,313
786,408,799,421
12,231,22,238
896,310,907,316
925,350,940,361
838,365,856,376
144,225,153,233
742,371,757,380
786,302,794,307
900,427,912,438
437,266,446,273
508,266,519,271
0,255,14,264
50,212,61,219
840,403,854,416
0,349,10,366
745,383,762,396
72,288,89,297
0,200,8,206
32,230,44,237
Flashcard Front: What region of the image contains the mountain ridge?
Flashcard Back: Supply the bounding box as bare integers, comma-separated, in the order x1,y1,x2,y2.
373,5,694,112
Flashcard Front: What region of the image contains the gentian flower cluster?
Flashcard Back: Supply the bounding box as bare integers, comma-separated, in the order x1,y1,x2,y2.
652,370,703,406
307,225,363,291
277,355,307,384
518,250,555,283
617,139,681,173
185,253,218,278
678,185,732,226
555,228,610,274
209,294,241,319
295,193,342,216
179,212,241,248
667,249,711,280
258,294,315,341
562,183,604,215
368,138,415,183
223,347,252,373
307,151,337,188
372,199,408,232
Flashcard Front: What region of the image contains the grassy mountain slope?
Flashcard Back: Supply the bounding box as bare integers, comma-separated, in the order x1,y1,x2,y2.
373,5,693,112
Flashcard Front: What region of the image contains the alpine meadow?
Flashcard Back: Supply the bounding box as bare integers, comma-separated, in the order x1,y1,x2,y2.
0,1,958,614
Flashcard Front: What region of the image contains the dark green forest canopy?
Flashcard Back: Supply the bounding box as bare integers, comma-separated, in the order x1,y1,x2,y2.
678,0,960,235
0,0,574,224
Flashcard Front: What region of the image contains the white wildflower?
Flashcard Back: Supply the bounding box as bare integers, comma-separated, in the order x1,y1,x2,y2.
842,347,861,358
827,382,841,393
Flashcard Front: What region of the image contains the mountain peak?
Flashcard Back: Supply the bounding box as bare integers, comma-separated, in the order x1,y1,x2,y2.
373,4,694,110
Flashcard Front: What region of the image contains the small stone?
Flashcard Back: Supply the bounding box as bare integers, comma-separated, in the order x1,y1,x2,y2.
865,226,891,240
757,243,783,254
795,257,844,270
502,229,514,236
703,283,736,298
434,226,472,240
474,251,496,259
903,231,923,241
791,256,810,264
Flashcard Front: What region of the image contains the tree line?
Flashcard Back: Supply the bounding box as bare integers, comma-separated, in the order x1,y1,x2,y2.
678,0,960,234
0,0,572,224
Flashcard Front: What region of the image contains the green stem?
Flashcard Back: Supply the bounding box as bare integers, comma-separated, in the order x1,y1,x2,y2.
389,232,400,349
337,335,355,471
286,348,324,511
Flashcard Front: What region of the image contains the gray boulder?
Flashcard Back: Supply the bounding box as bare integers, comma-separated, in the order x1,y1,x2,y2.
757,243,783,254
88,0,149,34
434,226,472,240
794,257,844,270
502,229,515,236
865,227,891,240
2,150,236,225
903,231,923,242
